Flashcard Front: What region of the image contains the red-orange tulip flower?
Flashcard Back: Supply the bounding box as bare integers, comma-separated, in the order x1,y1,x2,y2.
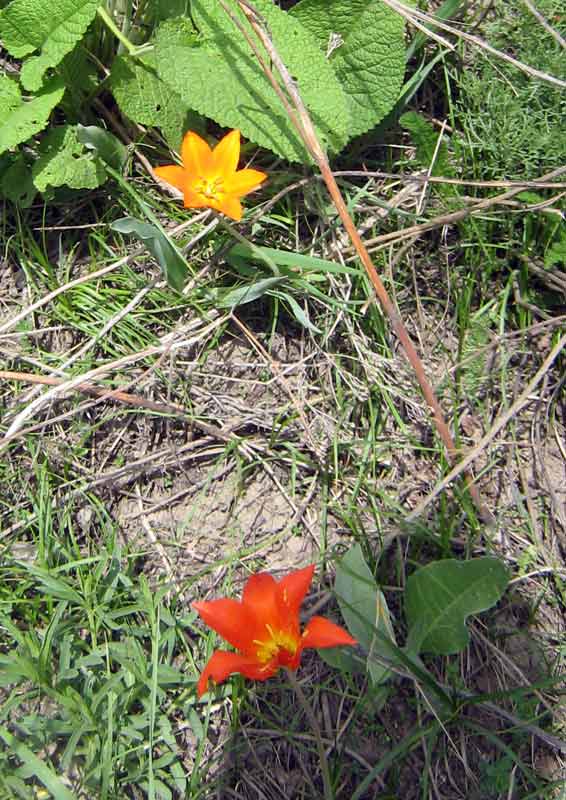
193,564,357,698
154,129,267,221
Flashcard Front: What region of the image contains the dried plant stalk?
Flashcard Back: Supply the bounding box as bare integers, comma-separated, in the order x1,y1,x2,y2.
225,0,492,523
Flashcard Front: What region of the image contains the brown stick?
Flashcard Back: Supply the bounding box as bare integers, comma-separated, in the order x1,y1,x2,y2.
227,0,492,522
0,370,239,447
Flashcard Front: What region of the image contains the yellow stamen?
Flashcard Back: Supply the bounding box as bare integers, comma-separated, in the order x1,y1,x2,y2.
254,626,299,664
195,176,224,201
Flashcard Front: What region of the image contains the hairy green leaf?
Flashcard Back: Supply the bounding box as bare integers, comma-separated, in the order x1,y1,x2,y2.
0,76,65,155
406,557,509,655
291,0,405,138
0,74,21,113
32,125,108,192
155,1,351,162
110,52,200,150
0,153,36,206
0,0,99,91
58,44,98,114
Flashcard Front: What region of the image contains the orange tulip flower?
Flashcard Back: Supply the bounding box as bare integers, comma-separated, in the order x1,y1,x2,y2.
154,129,267,222
193,564,357,698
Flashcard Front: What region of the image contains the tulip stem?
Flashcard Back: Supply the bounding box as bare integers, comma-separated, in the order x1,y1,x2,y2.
219,218,280,276
284,668,334,800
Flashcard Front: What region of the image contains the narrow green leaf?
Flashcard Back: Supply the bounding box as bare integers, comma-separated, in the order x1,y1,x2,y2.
407,0,465,59
0,725,76,800
272,291,321,333
111,217,188,292
405,557,509,655
227,243,360,276
216,276,287,308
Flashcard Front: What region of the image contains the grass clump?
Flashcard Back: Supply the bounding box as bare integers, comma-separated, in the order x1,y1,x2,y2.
455,0,566,180
1,0,565,797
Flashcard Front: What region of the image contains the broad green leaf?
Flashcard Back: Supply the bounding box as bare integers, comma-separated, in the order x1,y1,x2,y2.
110,53,200,150
216,276,287,308
333,543,396,685
76,124,128,171
149,0,190,23
58,45,98,113
0,74,21,112
0,0,99,91
155,2,351,162
0,726,76,800
32,125,107,192
0,153,36,206
111,216,188,292
0,76,65,155
405,557,509,655
291,0,405,138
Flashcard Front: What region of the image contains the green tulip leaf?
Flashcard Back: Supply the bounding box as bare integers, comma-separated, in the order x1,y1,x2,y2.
406,557,509,655
111,217,188,292
331,543,396,685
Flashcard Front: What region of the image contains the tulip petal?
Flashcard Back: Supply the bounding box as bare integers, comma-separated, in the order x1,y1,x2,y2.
242,572,280,630
224,168,267,198
182,130,213,178
197,650,278,697
212,129,240,176
302,616,357,649
154,165,186,193
277,564,315,618
183,186,207,209
215,195,243,221
193,599,260,653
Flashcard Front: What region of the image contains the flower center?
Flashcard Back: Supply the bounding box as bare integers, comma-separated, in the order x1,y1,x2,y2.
195,175,224,201
254,624,299,667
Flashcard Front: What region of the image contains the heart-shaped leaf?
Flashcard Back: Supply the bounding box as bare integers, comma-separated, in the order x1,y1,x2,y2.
406,557,509,655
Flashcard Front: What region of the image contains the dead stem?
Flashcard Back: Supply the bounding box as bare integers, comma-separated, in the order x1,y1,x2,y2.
226,0,493,523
